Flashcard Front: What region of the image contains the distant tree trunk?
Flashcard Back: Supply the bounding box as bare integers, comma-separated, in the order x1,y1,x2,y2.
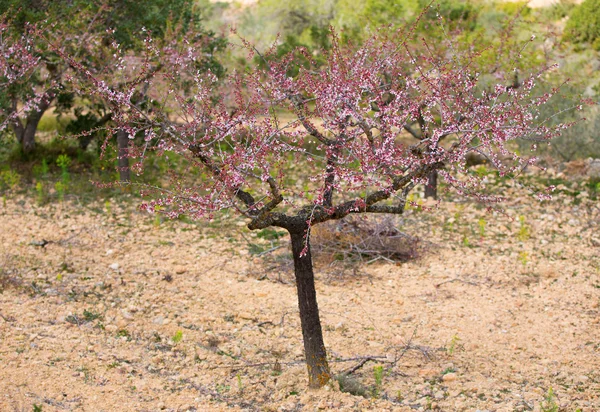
10,98,53,155
289,229,331,388
116,129,130,182
424,169,437,199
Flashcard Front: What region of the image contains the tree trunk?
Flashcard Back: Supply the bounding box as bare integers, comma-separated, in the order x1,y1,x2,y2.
13,109,44,154
116,129,130,182
11,98,53,155
424,169,437,199
289,229,331,388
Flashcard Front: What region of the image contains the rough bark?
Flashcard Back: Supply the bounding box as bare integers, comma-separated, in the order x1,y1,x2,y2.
424,169,438,200
289,229,331,388
116,129,130,182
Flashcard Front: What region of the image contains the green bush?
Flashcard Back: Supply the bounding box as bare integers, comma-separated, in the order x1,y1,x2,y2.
564,0,600,50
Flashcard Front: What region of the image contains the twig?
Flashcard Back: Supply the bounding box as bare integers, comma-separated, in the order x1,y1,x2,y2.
339,356,383,375
0,312,16,322
435,277,479,288
255,245,283,257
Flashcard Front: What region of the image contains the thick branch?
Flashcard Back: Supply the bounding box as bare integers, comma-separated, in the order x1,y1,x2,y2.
189,144,256,209
403,123,422,139
289,94,333,146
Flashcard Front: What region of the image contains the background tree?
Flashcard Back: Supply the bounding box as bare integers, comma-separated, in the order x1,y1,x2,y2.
564,0,600,50
0,19,42,135
0,0,224,157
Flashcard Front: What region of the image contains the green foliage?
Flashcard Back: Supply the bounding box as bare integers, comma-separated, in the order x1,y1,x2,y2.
172,330,183,343
448,334,460,356
0,169,20,191
35,182,45,205
540,387,559,412
372,365,384,397
478,218,486,237
517,215,530,241
518,251,529,266
54,181,66,201
564,0,600,49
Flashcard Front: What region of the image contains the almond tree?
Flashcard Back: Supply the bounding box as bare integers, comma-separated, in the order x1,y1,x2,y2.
68,24,577,387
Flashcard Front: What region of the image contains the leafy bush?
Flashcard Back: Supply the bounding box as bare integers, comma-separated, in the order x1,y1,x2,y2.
564,0,600,50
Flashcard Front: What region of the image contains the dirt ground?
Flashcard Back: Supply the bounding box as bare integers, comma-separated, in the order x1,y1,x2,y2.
1,172,599,411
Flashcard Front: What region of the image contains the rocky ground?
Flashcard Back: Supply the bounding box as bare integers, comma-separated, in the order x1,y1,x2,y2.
0,168,599,411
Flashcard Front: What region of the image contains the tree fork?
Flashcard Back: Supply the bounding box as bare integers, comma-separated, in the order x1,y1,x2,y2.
289,228,331,388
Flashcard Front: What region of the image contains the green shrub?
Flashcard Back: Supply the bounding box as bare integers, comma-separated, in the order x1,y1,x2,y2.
564,0,600,49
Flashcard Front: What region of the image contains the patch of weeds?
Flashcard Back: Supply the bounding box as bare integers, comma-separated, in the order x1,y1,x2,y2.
335,374,370,398
517,215,530,241
172,330,183,344
478,218,486,238
372,365,384,397
215,383,230,394
35,182,46,205
447,334,461,356
107,361,120,369
33,404,43,412
66,309,103,325
83,309,102,322
54,181,67,202
540,387,559,412
0,169,20,191
116,329,131,340
518,251,529,266
462,234,471,248
223,314,235,323
76,365,92,382
442,367,456,375
237,373,243,393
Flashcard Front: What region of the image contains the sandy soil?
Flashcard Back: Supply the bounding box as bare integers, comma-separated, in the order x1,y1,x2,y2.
0,174,599,411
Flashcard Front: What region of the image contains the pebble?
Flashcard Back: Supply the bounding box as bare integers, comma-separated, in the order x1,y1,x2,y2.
442,372,457,382
109,263,119,271
121,310,134,320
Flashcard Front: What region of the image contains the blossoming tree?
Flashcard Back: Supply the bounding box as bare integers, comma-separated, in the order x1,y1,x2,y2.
68,24,575,387
0,20,41,135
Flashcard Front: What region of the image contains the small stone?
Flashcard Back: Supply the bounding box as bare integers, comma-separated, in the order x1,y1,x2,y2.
109,263,119,271
591,238,600,247
434,391,445,400
121,310,134,320
105,324,118,332
442,372,457,382
174,266,187,274
153,316,165,325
